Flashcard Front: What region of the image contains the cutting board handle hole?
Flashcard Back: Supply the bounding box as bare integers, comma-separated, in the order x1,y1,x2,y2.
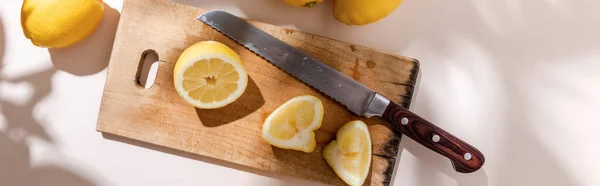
136,50,160,89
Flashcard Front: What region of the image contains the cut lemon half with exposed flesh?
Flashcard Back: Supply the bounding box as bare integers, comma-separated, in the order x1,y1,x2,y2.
173,41,248,109
262,95,324,153
323,120,372,186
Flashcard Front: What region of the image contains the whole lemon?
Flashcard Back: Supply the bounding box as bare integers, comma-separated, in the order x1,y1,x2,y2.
333,0,402,25
283,0,323,8
21,0,104,48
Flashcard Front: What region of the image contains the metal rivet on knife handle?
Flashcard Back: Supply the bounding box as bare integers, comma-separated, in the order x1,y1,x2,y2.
382,101,484,173
432,134,440,142
464,153,472,160
400,117,408,125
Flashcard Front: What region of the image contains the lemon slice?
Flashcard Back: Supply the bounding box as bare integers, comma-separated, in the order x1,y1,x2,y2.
262,95,324,152
323,120,372,186
173,41,248,109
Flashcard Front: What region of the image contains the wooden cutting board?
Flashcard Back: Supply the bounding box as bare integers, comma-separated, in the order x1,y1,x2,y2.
96,0,419,185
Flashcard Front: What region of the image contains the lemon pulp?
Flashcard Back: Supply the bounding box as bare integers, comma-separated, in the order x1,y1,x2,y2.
174,41,248,109
262,95,324,152
323,120,372,186
182,58,241,102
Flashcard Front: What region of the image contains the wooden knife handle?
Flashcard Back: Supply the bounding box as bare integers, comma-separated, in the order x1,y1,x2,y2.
382,102,485,173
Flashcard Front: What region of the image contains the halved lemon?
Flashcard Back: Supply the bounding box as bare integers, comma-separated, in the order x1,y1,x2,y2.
173,41,248,109
262,95,324,152
323,120,372,186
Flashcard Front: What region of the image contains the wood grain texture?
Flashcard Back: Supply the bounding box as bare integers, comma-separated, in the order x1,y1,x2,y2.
96,0,419,185
382,102,485,173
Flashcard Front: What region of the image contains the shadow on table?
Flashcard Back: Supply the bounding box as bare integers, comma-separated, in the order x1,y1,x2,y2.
0,15,4,64
0,21,95,186
0,133,97,186
1,3,118,143
0,67,94,185
1,9,57,153
48,3,119,76
0,3,120,186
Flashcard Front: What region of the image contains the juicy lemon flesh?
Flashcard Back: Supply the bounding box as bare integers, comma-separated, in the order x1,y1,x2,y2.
262,95,323,152
323,120,372,186
174,41,248,109
183,58,240,103
339,128,370,177
268,101,316,140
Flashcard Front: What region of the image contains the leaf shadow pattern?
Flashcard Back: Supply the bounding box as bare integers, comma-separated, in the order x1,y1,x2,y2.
0,15,5,64
0,60,96,186
0,124,97,186
0,67,56,142
0,2,120,186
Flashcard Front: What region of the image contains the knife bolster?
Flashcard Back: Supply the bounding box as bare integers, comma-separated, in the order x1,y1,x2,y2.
364,93,391,118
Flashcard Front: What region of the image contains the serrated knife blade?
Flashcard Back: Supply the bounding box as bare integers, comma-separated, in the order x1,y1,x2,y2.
199,10,374,116
197,10,484,173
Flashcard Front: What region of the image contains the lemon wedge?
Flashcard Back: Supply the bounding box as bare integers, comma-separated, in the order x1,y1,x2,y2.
262,95,324,152
323,120,372,186
173,41,248,109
